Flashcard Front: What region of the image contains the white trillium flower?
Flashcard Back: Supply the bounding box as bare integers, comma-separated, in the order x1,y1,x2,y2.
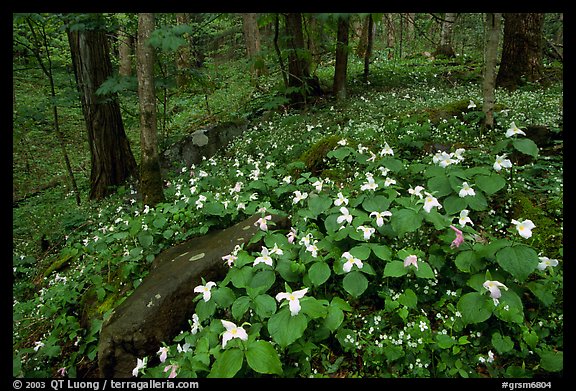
194,281,216,302
370,211,392,227
409,185,425,199
221,320,248,348
505,122,526,138
357,225,376,240
360,176,378,191
459,182,476,198
537,256,559,270
334,192,349,206
254,247,274,267
132,357,147,377
493,154,512,171
342,251,363,272
337,207,353,225
423,193,442,213
276,288,308,316
511,219,536,239
458,209,474,227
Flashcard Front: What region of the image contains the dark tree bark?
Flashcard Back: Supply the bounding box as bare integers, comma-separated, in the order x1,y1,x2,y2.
284,12,320,105
137,13,165,207
362,14,374,83
496,13,545,91
333,15,350,101
68,26,138,201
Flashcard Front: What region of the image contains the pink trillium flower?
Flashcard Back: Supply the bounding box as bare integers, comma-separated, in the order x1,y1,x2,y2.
221,320,248,348
483,280,508,306
287,227,297,243
255,215,272,231
404,254,419,270
163,364,178,378
276,288,308,316
450,225,464,248
157,346,169,363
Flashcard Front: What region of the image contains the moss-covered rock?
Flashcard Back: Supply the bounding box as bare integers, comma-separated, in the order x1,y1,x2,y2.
298,135,342,175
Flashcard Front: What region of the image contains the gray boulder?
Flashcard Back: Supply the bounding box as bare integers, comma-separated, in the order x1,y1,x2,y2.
97,213,289,378
160,120,247,175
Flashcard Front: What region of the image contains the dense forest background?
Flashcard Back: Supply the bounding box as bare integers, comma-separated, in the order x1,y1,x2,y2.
13,13,563,379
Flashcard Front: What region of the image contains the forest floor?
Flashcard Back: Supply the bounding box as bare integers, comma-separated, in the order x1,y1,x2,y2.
13,54,563,378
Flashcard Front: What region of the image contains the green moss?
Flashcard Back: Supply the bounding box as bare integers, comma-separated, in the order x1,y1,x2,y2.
80,283,122,328
298,135,342,175
512,191,562,258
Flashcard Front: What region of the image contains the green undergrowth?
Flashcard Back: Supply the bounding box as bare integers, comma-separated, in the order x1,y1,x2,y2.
13,55,563,379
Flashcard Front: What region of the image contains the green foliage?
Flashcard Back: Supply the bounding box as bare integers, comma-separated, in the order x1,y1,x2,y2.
13,13,562,379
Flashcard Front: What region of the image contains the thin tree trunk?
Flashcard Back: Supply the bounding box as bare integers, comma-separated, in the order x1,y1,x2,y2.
333,15,349,101
175,13,191,88
68,26,138,201
483,13,502,130
118,26,132,77
363,14,374,83
274,13,288,89
384,13,396,59
137,13,165,206
25,16,81,205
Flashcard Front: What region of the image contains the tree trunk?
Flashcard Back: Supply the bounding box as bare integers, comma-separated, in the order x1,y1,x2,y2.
383,14,396,59
242,13,265,77
24,15,81,206
435,13,457,58
333,15,350,101
67,27,138,201
284,13,320,105
363,14,374,83
175,13,191,88
482,13,502,130
496,13,544,91
118,26,132,77
137,13,165,207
